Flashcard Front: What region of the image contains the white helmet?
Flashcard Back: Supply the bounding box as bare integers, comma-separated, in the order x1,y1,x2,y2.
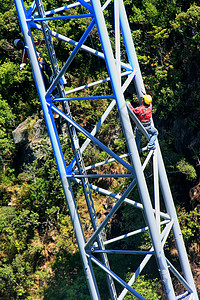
14,39,21,47
14,39,25,50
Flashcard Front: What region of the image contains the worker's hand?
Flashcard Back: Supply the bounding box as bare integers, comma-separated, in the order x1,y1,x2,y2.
20,63,26,71
126,101,133,110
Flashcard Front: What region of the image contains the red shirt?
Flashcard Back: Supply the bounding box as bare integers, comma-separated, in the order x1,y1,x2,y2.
129,103,152,122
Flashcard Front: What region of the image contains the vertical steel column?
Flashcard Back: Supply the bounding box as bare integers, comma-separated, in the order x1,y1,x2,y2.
119,2,198,299
153,150,160,232
118,1,146,104
13,1,100,298
114,0,121,85
90,1,176,299
157,147,199,300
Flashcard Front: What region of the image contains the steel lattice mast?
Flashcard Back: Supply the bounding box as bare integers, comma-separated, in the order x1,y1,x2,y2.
14,0,198,299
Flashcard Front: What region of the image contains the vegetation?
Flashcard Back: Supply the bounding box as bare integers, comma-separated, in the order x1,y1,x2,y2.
0,0,200,299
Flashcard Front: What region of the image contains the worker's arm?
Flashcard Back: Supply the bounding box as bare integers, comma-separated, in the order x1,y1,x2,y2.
127,102,135,112
34,40,45,46
127,102,141,114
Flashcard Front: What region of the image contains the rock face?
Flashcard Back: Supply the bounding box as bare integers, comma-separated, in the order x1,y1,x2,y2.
189,182,200,210
12,118,31,145
12,113,67,169
156,116,200,156
12,115,49,168
172,117,200,155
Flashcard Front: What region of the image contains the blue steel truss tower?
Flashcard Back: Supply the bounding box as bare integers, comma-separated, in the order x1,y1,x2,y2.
14,0,198,299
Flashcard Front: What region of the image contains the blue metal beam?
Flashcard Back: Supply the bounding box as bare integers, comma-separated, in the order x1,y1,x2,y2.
90,1,176,298
14,0,100,298
14,0,198,299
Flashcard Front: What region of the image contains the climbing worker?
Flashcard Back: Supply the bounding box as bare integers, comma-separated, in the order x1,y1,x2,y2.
14,38,53,90
128,94,158,151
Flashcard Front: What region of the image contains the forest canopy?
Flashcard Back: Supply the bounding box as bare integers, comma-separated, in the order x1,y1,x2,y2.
0,0,200,299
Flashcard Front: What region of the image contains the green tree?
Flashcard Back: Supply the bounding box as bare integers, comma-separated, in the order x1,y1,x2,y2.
0,96,15,171
0,0,200,298
0,206,39,299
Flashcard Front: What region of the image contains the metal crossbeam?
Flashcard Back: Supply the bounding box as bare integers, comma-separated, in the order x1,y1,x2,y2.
14,0,198,299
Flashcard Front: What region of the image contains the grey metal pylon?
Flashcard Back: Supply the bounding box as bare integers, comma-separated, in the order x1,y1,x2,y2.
14,0,198,299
